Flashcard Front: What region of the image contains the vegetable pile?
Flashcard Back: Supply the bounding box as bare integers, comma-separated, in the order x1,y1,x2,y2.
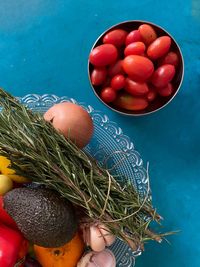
0,88,171,267
89,23,181,112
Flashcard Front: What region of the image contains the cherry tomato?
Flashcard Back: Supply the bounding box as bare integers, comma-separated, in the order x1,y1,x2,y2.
147,36,171,60
114,92,148,111
138,24,157,45
103,29,128,47
147,88,157,101
157,83,173,97
124,42,146,56
111,74,126,90
151,64,175,87
122,55,154,82
89,44,118,67
108,60,124,77
91,67,107,86
158,51,179,67
125,78,149,96
100,87,117,103
125,30,142,46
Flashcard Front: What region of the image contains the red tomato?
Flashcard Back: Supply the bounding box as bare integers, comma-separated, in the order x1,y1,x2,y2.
147,88,157,101
151,64,175,87
125,78,149,96
122,55,154,82
100,87,117,103
89,44,118,67
158,51,179,67
103,29,128,47
138,24,157,45
108,60,124,77
125,30,142,46
114,92,148,111
124,42,146,56
91,67,107,86
111,74,126,90
157,83,173,96
147,36,171,60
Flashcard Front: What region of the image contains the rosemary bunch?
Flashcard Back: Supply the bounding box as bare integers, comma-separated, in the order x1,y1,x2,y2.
0,88,166,250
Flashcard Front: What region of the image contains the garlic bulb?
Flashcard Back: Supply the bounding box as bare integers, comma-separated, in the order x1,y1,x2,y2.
77,249,116,267
82,223,116,252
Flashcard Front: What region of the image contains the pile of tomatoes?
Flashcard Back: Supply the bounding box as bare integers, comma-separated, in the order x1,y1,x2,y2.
89,23,180,112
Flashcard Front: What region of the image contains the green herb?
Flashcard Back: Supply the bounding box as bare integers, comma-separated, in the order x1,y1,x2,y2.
0,88,170,250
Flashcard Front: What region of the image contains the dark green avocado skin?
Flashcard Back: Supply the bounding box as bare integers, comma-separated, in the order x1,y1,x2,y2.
3,187,78,247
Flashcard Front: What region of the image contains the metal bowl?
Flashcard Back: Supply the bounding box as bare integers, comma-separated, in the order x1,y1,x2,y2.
88,20,184,116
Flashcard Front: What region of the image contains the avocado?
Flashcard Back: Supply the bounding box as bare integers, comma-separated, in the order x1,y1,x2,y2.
3,187,78,247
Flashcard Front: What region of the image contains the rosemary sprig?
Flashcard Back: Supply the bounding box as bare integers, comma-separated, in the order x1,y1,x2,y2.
0,88,168,250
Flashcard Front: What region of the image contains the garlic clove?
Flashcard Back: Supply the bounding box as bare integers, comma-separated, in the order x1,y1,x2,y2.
77,249,116,267
92,249,116,267
98,224,116,247
89,225,106,252
77,252,93,267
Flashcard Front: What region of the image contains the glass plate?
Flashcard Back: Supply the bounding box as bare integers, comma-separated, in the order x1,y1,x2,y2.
18,94,149,267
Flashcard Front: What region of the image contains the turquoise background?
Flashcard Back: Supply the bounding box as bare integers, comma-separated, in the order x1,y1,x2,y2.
0,1,199,266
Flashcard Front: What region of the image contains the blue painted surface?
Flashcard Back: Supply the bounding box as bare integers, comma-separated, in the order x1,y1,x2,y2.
0,1,199,266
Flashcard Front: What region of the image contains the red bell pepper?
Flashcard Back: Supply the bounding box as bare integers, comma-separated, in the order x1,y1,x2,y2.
0,196,18,229
0,223,28,267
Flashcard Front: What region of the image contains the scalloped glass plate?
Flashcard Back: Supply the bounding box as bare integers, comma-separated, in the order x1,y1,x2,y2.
18,94,150,267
